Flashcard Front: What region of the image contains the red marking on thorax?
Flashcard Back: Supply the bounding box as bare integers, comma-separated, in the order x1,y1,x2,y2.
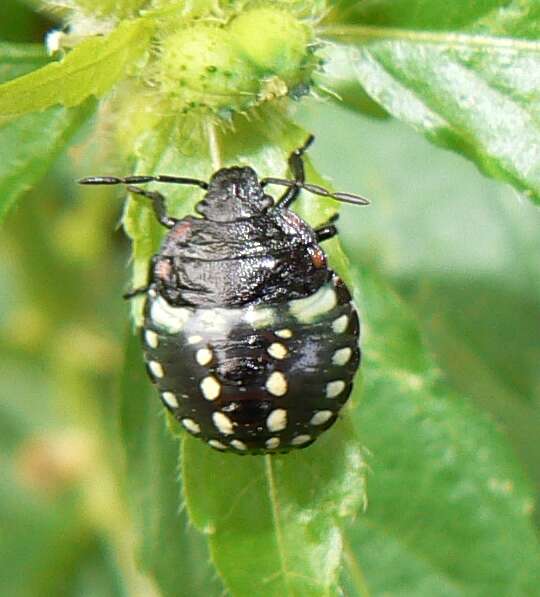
170,220,192,241
308,245,326,269
156,258,173,282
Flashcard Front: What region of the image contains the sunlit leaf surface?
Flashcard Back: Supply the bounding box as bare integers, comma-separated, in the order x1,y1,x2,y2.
0,19,153,119
321,0,540,202
0,44,95,222
341,268,540,595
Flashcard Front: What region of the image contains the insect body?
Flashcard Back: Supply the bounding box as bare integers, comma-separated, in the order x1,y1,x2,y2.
80,136,368,454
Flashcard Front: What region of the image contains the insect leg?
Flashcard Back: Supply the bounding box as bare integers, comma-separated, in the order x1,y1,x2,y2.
123,255,160,299
123,286,149,300
126,185,177,228
315,225,337,242
314,213,339,242
275,134,315,208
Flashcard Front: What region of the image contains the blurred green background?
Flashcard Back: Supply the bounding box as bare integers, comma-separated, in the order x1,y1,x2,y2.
1,1,539,595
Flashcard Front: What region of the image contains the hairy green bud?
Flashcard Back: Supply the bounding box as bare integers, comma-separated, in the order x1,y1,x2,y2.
158,25,259,115
156,7,317,115
230,8,313,84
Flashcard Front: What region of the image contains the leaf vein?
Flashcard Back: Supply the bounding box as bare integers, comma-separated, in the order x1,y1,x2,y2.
264,455,293,596
321,25,540,53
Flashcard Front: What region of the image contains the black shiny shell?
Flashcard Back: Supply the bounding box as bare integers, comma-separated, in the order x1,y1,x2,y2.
140,165,361,455
142,273,360,454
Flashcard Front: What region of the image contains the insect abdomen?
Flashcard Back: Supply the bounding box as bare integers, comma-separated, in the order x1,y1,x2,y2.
142,273,360,454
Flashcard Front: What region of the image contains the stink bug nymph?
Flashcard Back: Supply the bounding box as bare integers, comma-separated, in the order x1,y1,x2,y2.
80,136,369,454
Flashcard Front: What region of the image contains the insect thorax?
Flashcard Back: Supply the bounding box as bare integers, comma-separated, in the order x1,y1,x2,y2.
152,209,330,308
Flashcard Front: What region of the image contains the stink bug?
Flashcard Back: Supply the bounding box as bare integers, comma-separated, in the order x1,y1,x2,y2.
79,136,368,454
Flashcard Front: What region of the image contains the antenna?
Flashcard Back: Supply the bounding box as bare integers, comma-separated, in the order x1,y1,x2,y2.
78,175,209,190
261,178,370,206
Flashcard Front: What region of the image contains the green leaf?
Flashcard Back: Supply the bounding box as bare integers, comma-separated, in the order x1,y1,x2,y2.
0,43,49,81
0,42,106,222
0,101,95,223
324,0,540,33
398,277,540,530
118,330,223,596
181,184,366,597
121,107,367,596
321,3,540,203
341,266,540,595
300,101,540,528
300,102,540,590
0,19,153,120
314,43,389,119
184,422,366,597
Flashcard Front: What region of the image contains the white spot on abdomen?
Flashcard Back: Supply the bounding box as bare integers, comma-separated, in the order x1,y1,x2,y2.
289,283,337,323
275,328,293,339
291,434,311,446
196,309,230,334
181,418,200,434
196,347,213,366
266,409,287,432
332,347,352,366
212,412,234,435
161,392,178,408
265,371,288,396
326,380,346,398
208,439,227,451
149,361,164,378
266,437,280,449
244,306,275,328
267,343,288,360
144,329,159,348
150,296,191,334
332,315,348,334
310,410,333,425
200,376,221,401
230,439,247,451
